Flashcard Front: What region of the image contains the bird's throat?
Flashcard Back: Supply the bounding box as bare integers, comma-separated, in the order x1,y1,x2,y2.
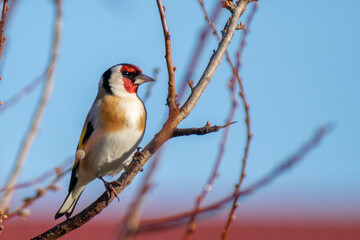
123,78,138,94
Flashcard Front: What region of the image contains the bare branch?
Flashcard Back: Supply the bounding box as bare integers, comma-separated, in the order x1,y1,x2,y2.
183,40,240,239
5,167,70,220
137,125,332,233
0,0,63,213
0,160,70,235
199,0,221,42
156,0,178,113
222,3,257,239
178,0,249,122
173,122,235,137
117,150,164,240
181,1,251,237
178,2,222,103
0,157,72,193
198,0,246,100
32,1,252,239
117,4,224,238
0,0,9,74
0,74,46,115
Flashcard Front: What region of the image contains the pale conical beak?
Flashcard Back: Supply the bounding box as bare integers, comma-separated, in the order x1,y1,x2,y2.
134,73,155,85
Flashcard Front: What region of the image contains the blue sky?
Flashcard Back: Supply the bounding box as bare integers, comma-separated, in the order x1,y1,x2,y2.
0,0,359,222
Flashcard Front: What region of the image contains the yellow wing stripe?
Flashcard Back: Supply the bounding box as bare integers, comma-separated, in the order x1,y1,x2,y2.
73,123,88,169
77,124,88,150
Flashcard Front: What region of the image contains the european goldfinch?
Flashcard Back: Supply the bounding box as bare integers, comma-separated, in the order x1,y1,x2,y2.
55,63,154,219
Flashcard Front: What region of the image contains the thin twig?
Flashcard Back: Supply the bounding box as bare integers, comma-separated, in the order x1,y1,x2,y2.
184,83,237,239
178,2,222,102
117,4,223,236
179,0,249,122
0,0,19,78
32,2,251,239
5,168,70,220
117,150,164,240
137,125,332,233
0,157,72,193
117,4,224,238
0,159,70,235
199,0,245,91
0,73,46,115
0,0,63,213
118,122,235,238
118,3,223,238
0,0,9,73
173,121,235,137
183,64,239,239
156,0,178,113
119,4,224,237
222,3,257,239
182,1,245,238
184,80,238,239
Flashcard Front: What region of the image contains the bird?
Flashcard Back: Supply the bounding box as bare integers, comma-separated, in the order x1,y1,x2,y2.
55,63,154,219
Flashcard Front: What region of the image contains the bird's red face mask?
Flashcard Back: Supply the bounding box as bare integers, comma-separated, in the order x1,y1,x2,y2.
120,65,141,94
120,64,154,94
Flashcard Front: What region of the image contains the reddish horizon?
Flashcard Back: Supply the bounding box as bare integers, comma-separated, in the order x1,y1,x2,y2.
3,218,360,240
3,195,360,239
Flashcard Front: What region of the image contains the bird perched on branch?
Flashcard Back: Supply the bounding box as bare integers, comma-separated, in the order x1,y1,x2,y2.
55,63,154,219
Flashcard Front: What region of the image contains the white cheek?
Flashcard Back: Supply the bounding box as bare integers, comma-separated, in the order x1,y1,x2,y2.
110,74,128,96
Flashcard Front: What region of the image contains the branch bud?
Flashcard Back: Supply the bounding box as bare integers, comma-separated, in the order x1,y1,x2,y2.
49,184,61,191
221,0,235,13
188,80,194,90
188,222,196,232
37,188,46,197
55,166,63,175
18,209,31,219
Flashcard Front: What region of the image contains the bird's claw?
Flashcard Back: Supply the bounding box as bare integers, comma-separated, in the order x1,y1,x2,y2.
133,149,144,158
100,176,120,202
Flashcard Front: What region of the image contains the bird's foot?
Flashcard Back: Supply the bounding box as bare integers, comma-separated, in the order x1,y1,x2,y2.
133,148,144,158
99,176,120,202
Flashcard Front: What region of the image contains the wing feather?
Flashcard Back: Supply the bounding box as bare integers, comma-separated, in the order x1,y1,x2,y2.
68,97,105,192
69,119,94,192
68,99,98,192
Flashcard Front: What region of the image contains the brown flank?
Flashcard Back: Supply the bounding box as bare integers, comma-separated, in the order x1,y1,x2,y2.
138,111,146,132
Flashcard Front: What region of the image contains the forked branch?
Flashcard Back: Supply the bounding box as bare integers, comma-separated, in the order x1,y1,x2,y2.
32,1,252,239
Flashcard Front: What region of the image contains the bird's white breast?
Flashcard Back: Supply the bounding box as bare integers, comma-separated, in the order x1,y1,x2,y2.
88,95,145,177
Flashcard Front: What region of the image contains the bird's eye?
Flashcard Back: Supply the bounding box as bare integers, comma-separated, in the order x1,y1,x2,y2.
122,71,130,77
